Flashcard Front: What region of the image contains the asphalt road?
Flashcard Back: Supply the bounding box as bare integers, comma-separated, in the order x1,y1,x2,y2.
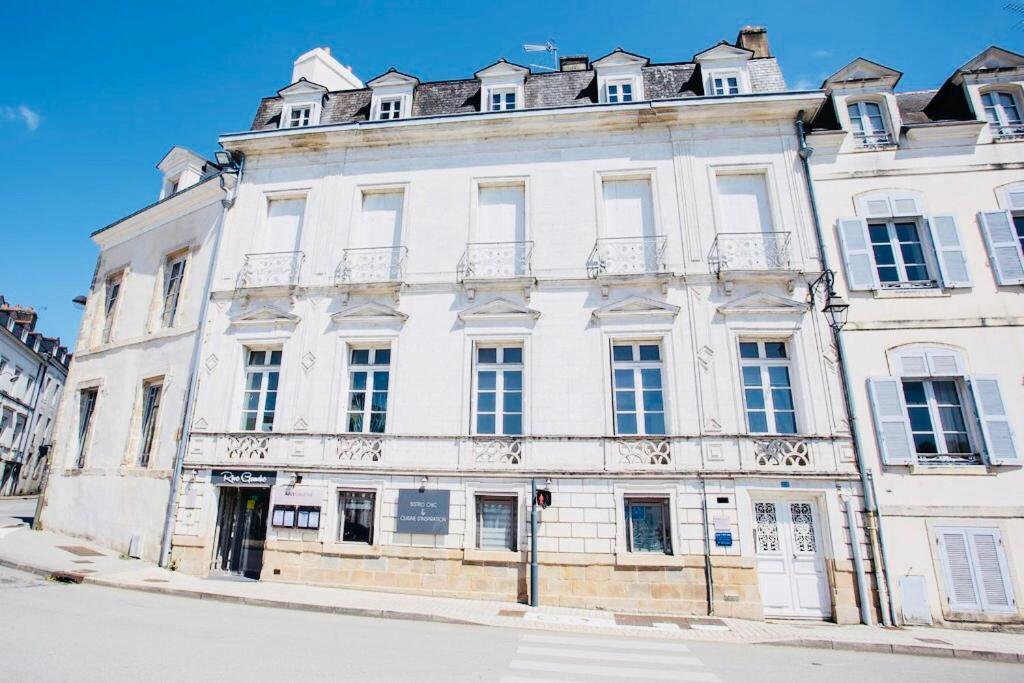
0,563,1020,682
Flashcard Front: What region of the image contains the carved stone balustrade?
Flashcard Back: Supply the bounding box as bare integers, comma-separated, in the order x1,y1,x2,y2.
237,251,304,289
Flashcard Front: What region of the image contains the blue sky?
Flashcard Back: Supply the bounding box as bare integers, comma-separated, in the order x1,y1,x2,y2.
1,0,1018,345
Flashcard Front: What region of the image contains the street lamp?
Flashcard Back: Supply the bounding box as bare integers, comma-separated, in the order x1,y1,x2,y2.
810,270,849,332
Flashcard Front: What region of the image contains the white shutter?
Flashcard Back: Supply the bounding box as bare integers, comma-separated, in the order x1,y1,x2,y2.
1005,188,1024,211
978,210,1024,285
969,529,1015,612
925,348,964,377
938,529,981,611
967,376,1020,465
867,377,915,465
894,349,930,377
926,215,971,288
857,194,893,219
837,218,879,290
890,192,925,218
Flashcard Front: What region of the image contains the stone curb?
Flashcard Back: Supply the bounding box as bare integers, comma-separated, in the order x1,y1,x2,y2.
761,638,1024,664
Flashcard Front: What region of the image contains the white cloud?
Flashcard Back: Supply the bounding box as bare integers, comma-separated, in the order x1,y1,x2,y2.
2,105,41,131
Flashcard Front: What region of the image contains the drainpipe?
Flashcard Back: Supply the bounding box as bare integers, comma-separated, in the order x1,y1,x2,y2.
841,490,871,625
794,113,893,626
158,160,243,568
699,475,715,615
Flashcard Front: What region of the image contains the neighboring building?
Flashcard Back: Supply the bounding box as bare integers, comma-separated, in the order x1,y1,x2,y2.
0,297,70,496
162,30,871,622
39,148,234,558
808,46,1024,625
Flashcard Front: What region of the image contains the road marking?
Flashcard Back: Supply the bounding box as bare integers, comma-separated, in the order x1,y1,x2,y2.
516,645,702,666
508,659,719,681
519,633,690,652
523,612,617,627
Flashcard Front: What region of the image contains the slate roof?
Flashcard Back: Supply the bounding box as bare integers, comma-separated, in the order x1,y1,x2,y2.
249,59,785,130
809,84,977,131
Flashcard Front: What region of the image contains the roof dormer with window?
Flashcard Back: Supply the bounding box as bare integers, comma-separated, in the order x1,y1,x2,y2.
592,49,648,104
366,68,419,121
949,46,1024,143
474,59,529,113
277,78,329,129
156,146,210,200
694,41,755,97
821,58,903,152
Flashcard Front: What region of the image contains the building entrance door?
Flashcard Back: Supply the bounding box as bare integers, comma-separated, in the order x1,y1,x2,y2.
212,486,270,579
753,499,831,619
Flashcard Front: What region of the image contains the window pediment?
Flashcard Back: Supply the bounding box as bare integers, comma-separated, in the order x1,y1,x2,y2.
693,42,753,63
823,58,902,92
458,297,540,323
954,46,1024,83
277,78,329,98
592,295,679,322
474,59,530,80
229,305,300,328
717,292,805,318
592,48,649,68
330,302,408,325
366,68,420,88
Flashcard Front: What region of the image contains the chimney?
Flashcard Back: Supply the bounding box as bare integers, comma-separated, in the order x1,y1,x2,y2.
0,303,37,329
736,25,770,59
559,55,589,72
292,47,363,90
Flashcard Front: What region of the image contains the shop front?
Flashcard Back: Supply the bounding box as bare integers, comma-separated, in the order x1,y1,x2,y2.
210,469,276,579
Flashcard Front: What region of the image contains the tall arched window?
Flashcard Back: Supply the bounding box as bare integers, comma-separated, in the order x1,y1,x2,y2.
981,90,1023,138
846,100,891,147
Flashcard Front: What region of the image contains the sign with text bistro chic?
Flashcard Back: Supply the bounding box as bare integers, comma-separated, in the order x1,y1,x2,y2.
396,489,451,534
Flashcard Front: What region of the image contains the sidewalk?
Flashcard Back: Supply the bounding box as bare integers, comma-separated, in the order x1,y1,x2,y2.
1,522,1022,664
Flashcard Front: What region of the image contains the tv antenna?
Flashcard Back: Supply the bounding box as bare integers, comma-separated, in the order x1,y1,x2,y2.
523,40,558,72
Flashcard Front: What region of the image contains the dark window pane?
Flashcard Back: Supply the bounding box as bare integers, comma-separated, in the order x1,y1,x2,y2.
745,388,766,410
263,392,277,412
369,412,386,433
642,390,664,412
504,371,522,390
872,244,896,265
246,373,261,390
627,501,668,553
243,414,257,431
739,342,759,358
245,392,260,411
347,414,363,432
616,413,638,434
371,391,388,412
503,391,522,413
768,367,791,387
267,373,279,391
945,432,971,454
270,351,282,365
938,406,966,433
351,349,369,364
907,407,933,431
764,342,787,359
616,390,637,412
502,414,522,435
351,372,367,390
894,223,919,241
644,412,666,435
640,368,662,389
478,371,496,390
742,366,762,386
932,381,960,404
913,434,938,454
775,412,797,434
613,345,633,361
348,392,366,412
478,392,496,412
902,381,926,405
372,372,389,390
904,265,929,281
878,266,900,282
869,225,890,242
638,345,660,361
614,369,635,389
249,350,265,365
771,388,794,410
502,347,522,364
478,347,497,363
374,349,391,365
477,414,496,434
748,411,769,433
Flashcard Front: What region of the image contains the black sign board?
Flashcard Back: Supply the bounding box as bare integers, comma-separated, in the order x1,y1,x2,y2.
211,469,277,487
396,489,451,534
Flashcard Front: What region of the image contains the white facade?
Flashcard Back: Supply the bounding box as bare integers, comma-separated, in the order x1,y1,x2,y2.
809,47,1024,625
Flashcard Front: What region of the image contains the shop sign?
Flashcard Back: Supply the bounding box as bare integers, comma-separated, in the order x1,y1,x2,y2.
211,469,277,487
273,486,323,506
396,489,450,534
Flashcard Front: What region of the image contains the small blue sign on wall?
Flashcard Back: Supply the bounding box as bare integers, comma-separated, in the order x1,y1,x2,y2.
714,531,733,547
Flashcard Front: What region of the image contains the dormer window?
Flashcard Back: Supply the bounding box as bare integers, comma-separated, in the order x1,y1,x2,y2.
489,88,517,111
287,105,312,128
474,59,529,114
847,100,892,147
982,91,1024,139
378,97,403,120
711,74,741,96
605,80,635,103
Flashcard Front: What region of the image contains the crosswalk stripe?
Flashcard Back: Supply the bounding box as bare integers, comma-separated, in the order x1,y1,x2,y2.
519,633,690,652
509,659,720,682
516,645,702,666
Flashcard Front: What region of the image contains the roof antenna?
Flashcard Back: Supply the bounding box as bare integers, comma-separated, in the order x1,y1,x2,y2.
523,40,558,72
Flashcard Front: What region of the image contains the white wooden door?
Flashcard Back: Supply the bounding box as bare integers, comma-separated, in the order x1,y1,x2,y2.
716,174,773,233
754,499,831,619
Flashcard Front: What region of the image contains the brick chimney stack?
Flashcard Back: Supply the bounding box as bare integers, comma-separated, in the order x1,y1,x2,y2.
736,26,771,59
559,55,589,72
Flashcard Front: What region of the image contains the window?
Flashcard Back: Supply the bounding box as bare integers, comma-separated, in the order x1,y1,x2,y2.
11,366,23,388
611,342,665,435
0,409,11,445
1015,215,1024,257
138,381,162,467
473,345,523,436
476,495,517,550
241,349,281,431
11,415,26,450
937,527,1015,613
740,341,796,435
75,388,98,468
25,375,35,398
624,497,671,554
0,356,7,375
847,100,890,145
712,75,740,96
981,91,1023,137
868,220,933,286
605,80,634,103
101,272,123,343
489,89,517,111
378,97,403,120
161,253,187,327
902,379,975,464
286,106,312,128
338,490,375,544
346,347,390,433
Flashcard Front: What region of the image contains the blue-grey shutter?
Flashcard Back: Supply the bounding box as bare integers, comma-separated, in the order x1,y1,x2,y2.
967,376,1020,465
926,215,971,288
867,377,914,465
977,211,1024,286
837,217,878,291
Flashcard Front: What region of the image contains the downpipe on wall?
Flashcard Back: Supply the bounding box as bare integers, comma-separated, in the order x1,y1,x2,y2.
158,157,244,568
794,113,893,626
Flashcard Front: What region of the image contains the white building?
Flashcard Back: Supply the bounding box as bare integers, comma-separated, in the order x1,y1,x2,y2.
0,298,70,496
808,46,1024,625
140,29,871,622
39,149,234,556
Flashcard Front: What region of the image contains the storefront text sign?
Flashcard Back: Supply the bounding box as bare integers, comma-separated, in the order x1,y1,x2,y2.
396,489,450,534
211,470,277,487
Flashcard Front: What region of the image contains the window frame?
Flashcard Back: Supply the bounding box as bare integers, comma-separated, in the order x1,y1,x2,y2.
488,87,518,112
738,340,798,435
75,387,99,469
101,270,124,344
474,494,518,551
711,73,741,96
285,105,312,128
240,347,282,432
471,343,524,437
610,340,667,437
376,96,404,121
137,379,163,467
623,496,673,555
337,489,377,545
981,89,1023,133
161,251,188,328
867,218,937,288
604,78,636,104
344,345,392,434
846,99,891,145
901,377,977,464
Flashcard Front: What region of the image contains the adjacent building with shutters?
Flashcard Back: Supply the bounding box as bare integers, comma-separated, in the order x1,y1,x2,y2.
807,46,1024,625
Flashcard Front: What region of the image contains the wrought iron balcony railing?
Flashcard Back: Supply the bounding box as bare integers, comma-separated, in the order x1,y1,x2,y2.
335,246,407,285
853,132,895,148
587,235,668,278
990,122,1024,140
457,241,533,281
709,231,793,275
237,251,304,289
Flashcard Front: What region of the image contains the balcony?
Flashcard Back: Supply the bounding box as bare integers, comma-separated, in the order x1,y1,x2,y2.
237,251,304,290
587,236,669,295
457,241,535,299
709,231,793,276
334,246,407,301
852,132,896,149
990,123,1024,141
